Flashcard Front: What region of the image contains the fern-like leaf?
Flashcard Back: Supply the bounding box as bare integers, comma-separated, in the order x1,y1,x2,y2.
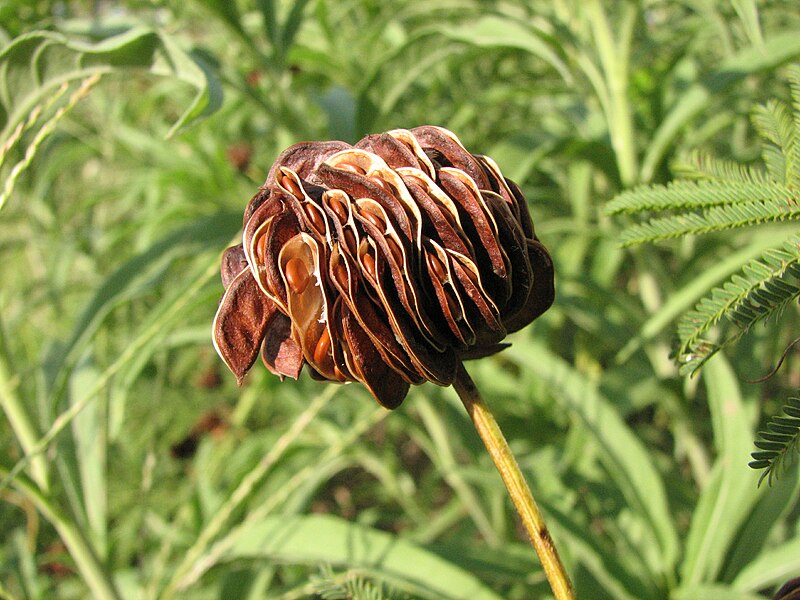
606,178,790,215
311,566,412,600
752,99,795,185
672,149,775,184
608,64,800,483
618,196,800,246
608,65,800,369
787,65,800,190
676,234,800,373
750,396,800,485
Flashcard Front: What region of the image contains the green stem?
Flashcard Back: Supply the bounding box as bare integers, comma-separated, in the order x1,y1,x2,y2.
1,254,221,493
4,470,121,600
171,405,389,592
161,385,338,600
0,315,49,491
453,363,575,600
587,0,638,187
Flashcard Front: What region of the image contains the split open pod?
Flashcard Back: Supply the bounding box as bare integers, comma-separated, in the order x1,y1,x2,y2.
213,126,554,408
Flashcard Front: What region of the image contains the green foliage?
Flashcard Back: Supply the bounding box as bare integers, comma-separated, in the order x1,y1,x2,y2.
607,64,800,484
2,2,800,600
0,25,222,210
607,66,800,374
311,565,412,600
750,397,800,485
675,236,800,374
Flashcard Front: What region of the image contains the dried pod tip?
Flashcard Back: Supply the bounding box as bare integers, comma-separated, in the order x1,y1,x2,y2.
775,577,800,600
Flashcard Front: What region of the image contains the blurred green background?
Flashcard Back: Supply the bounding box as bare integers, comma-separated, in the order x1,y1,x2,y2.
2,1,800,599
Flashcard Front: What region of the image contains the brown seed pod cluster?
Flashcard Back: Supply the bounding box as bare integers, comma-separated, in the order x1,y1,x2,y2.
213,126,554,408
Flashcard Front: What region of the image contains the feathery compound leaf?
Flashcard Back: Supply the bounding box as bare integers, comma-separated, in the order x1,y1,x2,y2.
788,65,800,189
750,396,800,485
618,197,800,246
608,66,800,379
311,566,412,600
605,179,790,215
672,150,774,184
676,235,800,374
752,100,795,184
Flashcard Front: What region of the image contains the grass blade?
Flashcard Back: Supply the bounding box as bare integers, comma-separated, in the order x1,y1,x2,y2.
680,355,760,586
507,339,679,586
732,534,800,593
219,513,506,600
641,31,800,182
0,27,221,143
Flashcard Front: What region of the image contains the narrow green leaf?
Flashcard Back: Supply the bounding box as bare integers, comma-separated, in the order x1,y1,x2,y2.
255,0,279,51
2,249,225,493
681,355,760,586
69,356,107,559
2,469,122,600
641,31,800,182
435,15,572,83
732,534,800,592
0,27,222,143
280,0,312,61
487,133,556,184
537,497,653,600
506,340,679,584
731,0,765,47
192,0,244,34
723,467,799,582
614,232,779,363
218,513,505,600
9,529,44,599
672,584,764,600
44,211,241,405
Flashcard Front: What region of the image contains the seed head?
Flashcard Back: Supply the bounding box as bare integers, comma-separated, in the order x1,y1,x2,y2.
213,126,554,408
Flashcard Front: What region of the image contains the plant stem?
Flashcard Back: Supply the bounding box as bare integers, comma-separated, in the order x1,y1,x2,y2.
586,0,638,187
453,363,575,600
161,385,338,599
0,314,49,491
173,404,389,592
4,469,122,600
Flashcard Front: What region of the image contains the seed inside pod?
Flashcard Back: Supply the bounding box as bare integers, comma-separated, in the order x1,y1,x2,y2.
284,257,311,294
337,162,366,175
334,262,349,289
281,174,303,199
386,238,403,265
333,364,347,381
343,229,357,253
426,250,447,280
445,287,462,320
371,177,393,195
328,194,349,223
255,233,267,263
304,203,326,235
362,252,377,280
360,209,385,231
314,328,331,364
